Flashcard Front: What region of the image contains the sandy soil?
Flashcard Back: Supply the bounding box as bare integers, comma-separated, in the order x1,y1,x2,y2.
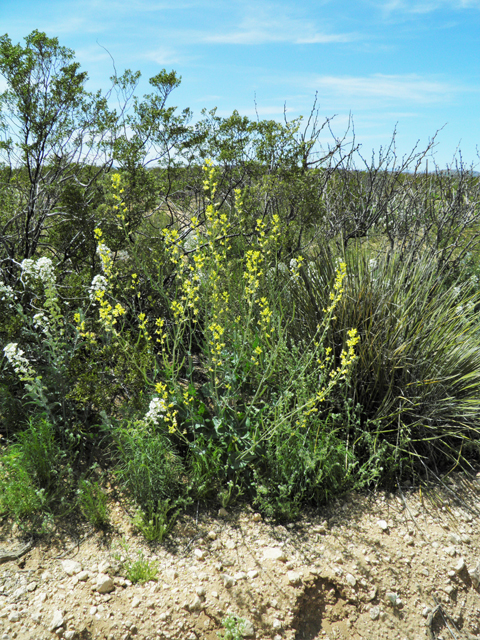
1,473,480,640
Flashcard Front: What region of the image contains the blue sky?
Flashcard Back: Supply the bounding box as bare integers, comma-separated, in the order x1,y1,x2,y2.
1,0,480,168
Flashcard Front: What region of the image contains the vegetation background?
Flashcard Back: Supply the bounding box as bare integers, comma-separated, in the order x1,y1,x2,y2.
1,31,480,539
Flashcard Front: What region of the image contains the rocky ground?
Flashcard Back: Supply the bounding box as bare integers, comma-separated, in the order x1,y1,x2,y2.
0,473,480,640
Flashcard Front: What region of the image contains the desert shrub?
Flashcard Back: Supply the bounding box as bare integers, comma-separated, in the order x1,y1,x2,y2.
290,245,480,483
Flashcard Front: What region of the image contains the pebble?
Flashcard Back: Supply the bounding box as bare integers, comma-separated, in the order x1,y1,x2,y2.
94,574,114,594
194,549,206,561
369,606,380,620
61,560,82,576
454,558,465,573
287,571,301,585
377,520,388,531
49,610,64,632
247,570,258,579
262,547,287,562
345,573,357,587
222,574,235,588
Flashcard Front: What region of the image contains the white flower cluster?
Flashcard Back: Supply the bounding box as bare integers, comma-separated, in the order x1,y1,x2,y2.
3,343,35,379
0,282,16,307
97,244,112,272
89,275,108,301
144,396,167,424
33,311,50,333
21,257,56,288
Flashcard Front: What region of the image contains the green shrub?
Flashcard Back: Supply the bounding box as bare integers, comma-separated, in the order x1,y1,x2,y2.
113,420,184,511
77,479,110,528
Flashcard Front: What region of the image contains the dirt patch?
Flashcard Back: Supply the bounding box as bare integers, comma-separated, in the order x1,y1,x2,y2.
1,473,480,640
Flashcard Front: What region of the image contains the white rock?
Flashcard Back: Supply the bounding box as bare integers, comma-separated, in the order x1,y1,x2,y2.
454,558,465,573
222,574,235,588
386,592,402,607
27,582,37,592
445,546,456,557
195,586,206,597
189,596,203,611
97,560,111,574
468,563,480,589
234,572,247,581
89,606,97,615
252,513,262,522
165,569,178,580
247,570,258,579
61,560,82,576
345,573,357,587
8,611,20,622
194,549,206,561
95,574,114,594
49,610,64,631
225,539,236,550
131,597,141,608
287,571,301,585
241,619,255,638
207,531,217,540
369,606,380,621
377,520,388,531
65,631,76,640
422,606,432,618
273,618,283,629
77,571,89,582
263,547,287,562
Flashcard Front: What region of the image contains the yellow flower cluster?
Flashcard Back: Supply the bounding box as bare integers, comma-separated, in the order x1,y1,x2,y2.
91,228,126,334
111,173,128,225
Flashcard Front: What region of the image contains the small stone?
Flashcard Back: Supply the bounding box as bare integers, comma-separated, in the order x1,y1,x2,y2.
273,618,283,629
287,571,301,585
218,508,228,517
252,513,262,522
445,546,456,557
369,606,380,621
222,574,235,588
61,560,82,576
27,582,37,592
422,606,432,618
8,611,20,623
64,631,76,640
207,531,217,540
77,571,89,582
194,549,206,561
89,607,97,615
195,586,206,597
454,558,466,573
345,573,357,587
95,574,114,594
98,561,111,574
444,585,456,596
247,570,258,579
468,563,480,589
131,597,141,608
377,520,388,531
234,571,247,581
165,569,178,580
263,547,287,562
241,619,255,638
386,592,402,606
50,610,64,632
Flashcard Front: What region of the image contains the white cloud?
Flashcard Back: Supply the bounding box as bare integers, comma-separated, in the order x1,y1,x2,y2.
199,5,356,46
308,74,458,104
377,0,480,14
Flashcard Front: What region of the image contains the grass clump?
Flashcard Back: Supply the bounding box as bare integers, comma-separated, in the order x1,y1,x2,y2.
116,542,158,584
218,615,249,640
